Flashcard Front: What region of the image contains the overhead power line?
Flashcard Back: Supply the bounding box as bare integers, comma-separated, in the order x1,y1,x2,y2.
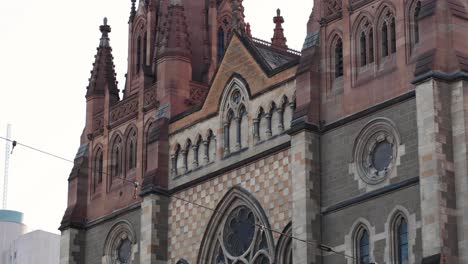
0,135,361,261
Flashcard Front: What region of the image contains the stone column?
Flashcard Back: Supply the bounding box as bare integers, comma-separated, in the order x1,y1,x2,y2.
416,79,459,263
140,194,169,264
170,154,177,177
235,117,241,150
290,129,321,264
223,122,230,155
277,108,285,133
265,114,272,138
253,118,260,142
203,140,209,164
192,144,199,168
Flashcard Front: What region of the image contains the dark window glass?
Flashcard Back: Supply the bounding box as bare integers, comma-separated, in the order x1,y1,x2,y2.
223,206,256,257
118,239,132,263
398,219,409,264
372,141,393,171
414,1,421,44
129,140,136,170
390,17,396,53
136,36,141,73
360,32,367,66
335,38,344,78
382,22,389,57
369,29,374,63
143,33,147,66
217,28,225,63
115,148,121,176
359,230,370,264
97,151,103,183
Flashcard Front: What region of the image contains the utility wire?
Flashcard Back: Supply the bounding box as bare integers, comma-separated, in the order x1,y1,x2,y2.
0,135,357,261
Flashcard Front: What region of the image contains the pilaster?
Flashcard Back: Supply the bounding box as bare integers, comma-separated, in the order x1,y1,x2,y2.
290,129,321,264
416,78,459,263
139,194,169,264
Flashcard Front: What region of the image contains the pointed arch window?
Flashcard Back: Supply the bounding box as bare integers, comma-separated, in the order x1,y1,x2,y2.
360,32,367,66
93,147,103,191
136,36,142,73
110,135,123,180
126,128,137,173
143,32,148,67
198,187,275,264
380,9,396,58
356,228,370,264
217,27,225,63
221,82,249,156
334,38,344,78
410,1,422,49
395,216,409,264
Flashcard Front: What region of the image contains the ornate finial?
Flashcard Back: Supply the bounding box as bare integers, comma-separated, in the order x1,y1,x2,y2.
129,0,137,23
271,8,287,50
230,0,246,35
246,22,252,38
99,17,111,48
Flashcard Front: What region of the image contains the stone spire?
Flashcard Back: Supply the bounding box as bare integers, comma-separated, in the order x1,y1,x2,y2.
158,0,191,58
271,9,288,50
230,0,246,35
86,18,119,103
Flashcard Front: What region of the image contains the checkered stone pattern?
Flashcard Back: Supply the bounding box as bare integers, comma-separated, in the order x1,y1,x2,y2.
168,149,292,263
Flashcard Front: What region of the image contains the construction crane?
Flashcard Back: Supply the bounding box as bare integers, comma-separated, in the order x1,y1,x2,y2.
3,124,11,209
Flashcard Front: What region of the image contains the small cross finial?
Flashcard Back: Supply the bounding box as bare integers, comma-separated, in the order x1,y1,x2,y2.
104,17,108,26
277,8,281,16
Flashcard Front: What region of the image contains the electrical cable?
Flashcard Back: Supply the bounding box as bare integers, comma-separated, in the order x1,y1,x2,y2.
0,135,357,261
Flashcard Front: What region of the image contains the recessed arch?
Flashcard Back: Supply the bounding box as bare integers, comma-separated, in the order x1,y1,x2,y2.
197,186,275,264
275,222,292,264
103,220,137,264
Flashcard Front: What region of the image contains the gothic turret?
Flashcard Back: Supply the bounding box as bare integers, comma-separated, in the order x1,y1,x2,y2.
156,0,193,116
85,18,119,140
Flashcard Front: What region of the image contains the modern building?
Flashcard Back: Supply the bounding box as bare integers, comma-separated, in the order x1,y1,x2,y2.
59,0,468,263
1,210,60,264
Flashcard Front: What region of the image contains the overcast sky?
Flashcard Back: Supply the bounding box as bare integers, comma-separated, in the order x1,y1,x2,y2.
0,0,313,234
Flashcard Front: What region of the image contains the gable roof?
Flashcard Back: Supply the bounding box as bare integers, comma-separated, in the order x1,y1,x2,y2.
170,33,299,132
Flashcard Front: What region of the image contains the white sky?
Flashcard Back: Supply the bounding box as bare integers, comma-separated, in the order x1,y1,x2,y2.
0,0,313,234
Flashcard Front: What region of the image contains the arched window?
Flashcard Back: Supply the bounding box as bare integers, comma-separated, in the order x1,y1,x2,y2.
395,216,409,264
356,228,370,264
143,32,147,66
275,223,292,264
410,1,421,48
379,8,396,58
221,81,249,156
110,135,123,180
217,27,225,63
334,38,344,78
357,19,374,67
93,147,103,191
136,36,141,73
103,221,136,264
126,128,137,173
197,187,275,264
360,32,367,66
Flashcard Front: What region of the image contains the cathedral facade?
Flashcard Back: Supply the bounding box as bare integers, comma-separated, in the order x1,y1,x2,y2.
59,0,468,263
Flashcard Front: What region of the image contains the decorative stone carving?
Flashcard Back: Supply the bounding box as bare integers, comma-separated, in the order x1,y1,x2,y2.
324,0,342,17
143,87,158,111
93,112,105,136
110,96,139,126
